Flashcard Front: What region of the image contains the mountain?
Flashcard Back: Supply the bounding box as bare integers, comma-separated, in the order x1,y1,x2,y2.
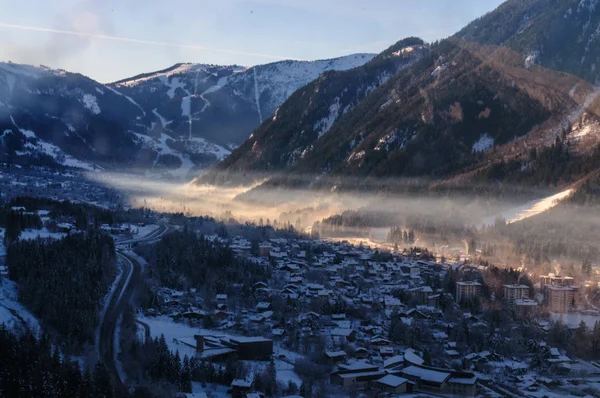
0,62,143,171
456,0,600,84
0,54,374,178
208,0,600,197
207,38,428,183
109,54,375,148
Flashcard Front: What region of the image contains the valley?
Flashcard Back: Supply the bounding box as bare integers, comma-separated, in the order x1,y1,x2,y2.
5,0,600,397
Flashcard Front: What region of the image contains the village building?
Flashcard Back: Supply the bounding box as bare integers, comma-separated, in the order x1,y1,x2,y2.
504,284,530,306
455,281,481,302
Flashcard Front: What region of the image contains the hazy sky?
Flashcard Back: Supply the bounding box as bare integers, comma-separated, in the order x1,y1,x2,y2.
0,0,504,83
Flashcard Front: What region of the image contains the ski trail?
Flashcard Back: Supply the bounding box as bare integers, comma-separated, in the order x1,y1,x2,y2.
253,67,263,123
105,86,146,116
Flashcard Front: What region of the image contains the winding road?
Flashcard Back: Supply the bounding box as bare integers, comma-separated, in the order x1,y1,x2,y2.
98,224,170,394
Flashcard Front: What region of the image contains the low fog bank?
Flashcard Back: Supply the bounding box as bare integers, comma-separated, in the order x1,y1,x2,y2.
90,171,571,230
90,171,600,268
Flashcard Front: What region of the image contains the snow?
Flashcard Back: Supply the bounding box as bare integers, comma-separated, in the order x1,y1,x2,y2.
0,278,41,334
472,133,494,152
10,118,98,170
572,122,598,138
480,189,573,227
431,62,450,78
137,315,203,359
19,228,67,240
130,224,159,239
313,97,341,137
81,94,101,114
4,74,16,94
161,76,189,99
524,51,540,69
253,68,263,123
114,313,127,385
375,130,400,151
347,150,366,164
152,108,169,127
551,312,600,328
96,257,124,357
0,62,56,79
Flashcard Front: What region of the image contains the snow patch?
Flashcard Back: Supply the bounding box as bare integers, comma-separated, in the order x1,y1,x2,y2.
472,133,494,152
480,189,573,226
524,51,539,69
0,278,41,334
81,94,101,114
314,97,341,137
253,68,263,123
161,76,189,99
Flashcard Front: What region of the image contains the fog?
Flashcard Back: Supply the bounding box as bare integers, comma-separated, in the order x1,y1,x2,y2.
91,170,567,230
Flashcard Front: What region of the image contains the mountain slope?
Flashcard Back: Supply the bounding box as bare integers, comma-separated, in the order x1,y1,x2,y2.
456,0,600,84
223,38,599,197
207,38,427,182
0,62,143,170
109,54,375,147
0,54,374,178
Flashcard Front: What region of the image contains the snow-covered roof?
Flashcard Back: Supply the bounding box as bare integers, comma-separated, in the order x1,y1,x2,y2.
377,374,408,387
401,366,451,384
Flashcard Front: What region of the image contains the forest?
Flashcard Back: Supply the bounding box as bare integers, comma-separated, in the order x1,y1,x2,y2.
139,229,272,301
0,325,117,398
6,232,116,345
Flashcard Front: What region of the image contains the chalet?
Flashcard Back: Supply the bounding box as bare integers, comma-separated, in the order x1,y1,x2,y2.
383,355,404,370
330,362,385,391
379,346,394,357
231,379,253,398
256,302,271,312
254,282,268,289
375,374,409,394
401,365,477,396
354,347,369,359
216,294,227,303
330,328,356,342
325,350,347,364
271,328,285,338
279,263,299,272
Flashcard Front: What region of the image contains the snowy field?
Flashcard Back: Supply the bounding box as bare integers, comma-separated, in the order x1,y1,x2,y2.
480,189,573,227
20,228,67,241
129,224,159,239
0,278,40,334
139,316,302,386
551,312,600,328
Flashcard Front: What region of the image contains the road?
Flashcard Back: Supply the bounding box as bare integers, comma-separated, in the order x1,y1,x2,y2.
98,224,170,394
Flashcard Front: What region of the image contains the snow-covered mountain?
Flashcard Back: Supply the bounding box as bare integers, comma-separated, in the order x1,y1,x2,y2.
0,54,374,179
109,54,376,147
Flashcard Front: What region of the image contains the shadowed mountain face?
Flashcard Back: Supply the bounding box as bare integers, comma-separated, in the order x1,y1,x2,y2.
0,55,374,178
456,0,600,84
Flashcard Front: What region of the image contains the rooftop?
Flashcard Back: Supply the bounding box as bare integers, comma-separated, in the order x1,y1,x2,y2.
377,374,408,387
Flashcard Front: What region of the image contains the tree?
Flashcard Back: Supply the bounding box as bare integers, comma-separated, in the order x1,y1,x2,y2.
92,362,114,398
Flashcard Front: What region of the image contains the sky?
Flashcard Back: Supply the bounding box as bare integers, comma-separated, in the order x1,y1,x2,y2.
0,0,505,83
